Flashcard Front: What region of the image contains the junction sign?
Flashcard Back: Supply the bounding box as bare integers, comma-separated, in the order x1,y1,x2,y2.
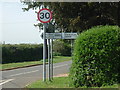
45,33,78,39
37,8,78,82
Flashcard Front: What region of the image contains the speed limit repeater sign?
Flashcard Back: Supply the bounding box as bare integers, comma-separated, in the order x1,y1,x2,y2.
37,8,52,23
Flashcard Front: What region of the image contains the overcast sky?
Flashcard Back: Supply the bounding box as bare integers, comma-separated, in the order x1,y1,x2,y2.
0,0,43,44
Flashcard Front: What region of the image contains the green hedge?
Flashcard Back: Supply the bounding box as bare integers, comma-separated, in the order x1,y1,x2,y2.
2,44,43,64
70,26,120,87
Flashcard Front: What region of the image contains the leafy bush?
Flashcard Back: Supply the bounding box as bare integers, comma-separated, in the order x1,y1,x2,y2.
53,52,62,56
53,40,71,56
69,26,120,87
2,44,43,64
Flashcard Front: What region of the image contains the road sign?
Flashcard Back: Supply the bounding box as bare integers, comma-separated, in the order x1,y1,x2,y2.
46,33,62,39
37,8,52,23
63,33,78,39
45,33,78,39
37,8,52,81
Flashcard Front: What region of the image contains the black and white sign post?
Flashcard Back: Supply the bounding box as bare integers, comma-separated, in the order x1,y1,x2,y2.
37,8,52,81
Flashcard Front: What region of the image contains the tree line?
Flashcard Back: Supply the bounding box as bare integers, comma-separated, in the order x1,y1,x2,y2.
21,2,119,32
2,44,43,64
2,42,71,64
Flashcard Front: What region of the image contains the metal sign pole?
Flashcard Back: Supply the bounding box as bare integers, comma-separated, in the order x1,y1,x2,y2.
37,8,52,82
48,39,51,81
43,23,46,81
51,39,53,80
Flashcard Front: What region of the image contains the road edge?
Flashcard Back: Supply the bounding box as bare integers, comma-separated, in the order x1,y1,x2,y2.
1,63,48,71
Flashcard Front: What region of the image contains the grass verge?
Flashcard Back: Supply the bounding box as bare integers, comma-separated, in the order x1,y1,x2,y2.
0,56,71,70
27,77,70,88
26,76,119,88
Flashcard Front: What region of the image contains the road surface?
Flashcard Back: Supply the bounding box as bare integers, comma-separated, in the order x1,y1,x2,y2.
1,60,72,88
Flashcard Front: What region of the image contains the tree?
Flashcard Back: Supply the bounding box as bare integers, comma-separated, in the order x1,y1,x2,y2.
53,40,71,56
21,1,119,33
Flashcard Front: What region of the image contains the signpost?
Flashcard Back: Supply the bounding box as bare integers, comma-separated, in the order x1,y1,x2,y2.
45,33,62,39
45,33,78,39
37,8,52,23
38,8,52,81
37,8,78,82
63,33,78,39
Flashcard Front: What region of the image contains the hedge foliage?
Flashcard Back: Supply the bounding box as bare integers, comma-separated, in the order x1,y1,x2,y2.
2,44,43,64
53,40,71,56
70,26,120,87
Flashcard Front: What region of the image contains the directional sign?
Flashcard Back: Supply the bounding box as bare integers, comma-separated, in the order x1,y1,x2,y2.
46,33,62,39
37,8,52,23
45,33,78,39
63,33,78,39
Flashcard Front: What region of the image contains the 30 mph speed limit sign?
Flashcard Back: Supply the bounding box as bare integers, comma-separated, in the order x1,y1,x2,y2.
37,8,52,23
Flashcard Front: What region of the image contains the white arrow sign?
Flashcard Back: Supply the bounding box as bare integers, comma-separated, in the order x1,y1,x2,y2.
62,33,78,39
45,33,78,39
46,33,62,39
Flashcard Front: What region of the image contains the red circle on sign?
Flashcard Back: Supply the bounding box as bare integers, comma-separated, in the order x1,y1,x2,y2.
37,8,52,23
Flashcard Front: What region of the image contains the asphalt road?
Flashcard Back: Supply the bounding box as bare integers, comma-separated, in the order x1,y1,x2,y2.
1,60,72,88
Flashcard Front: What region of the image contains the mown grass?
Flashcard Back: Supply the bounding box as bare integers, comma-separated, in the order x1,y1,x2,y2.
53,56,71,63
27,77,70,88
0,56,71,70
0,61,42,70
26,76,119,88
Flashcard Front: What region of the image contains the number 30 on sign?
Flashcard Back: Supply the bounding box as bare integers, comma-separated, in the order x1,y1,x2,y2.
37,8,52,23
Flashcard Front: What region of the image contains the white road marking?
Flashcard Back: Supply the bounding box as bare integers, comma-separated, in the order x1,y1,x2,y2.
0,80,5,83
9,64,68,77
53,64,68,68
0,79,14,85
10,70,39,77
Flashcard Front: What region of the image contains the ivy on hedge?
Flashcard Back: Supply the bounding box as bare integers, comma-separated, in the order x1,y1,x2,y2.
69,25,120,87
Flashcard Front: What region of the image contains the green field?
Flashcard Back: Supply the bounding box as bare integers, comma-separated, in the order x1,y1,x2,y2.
0,56,71,70
26,76,119,88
